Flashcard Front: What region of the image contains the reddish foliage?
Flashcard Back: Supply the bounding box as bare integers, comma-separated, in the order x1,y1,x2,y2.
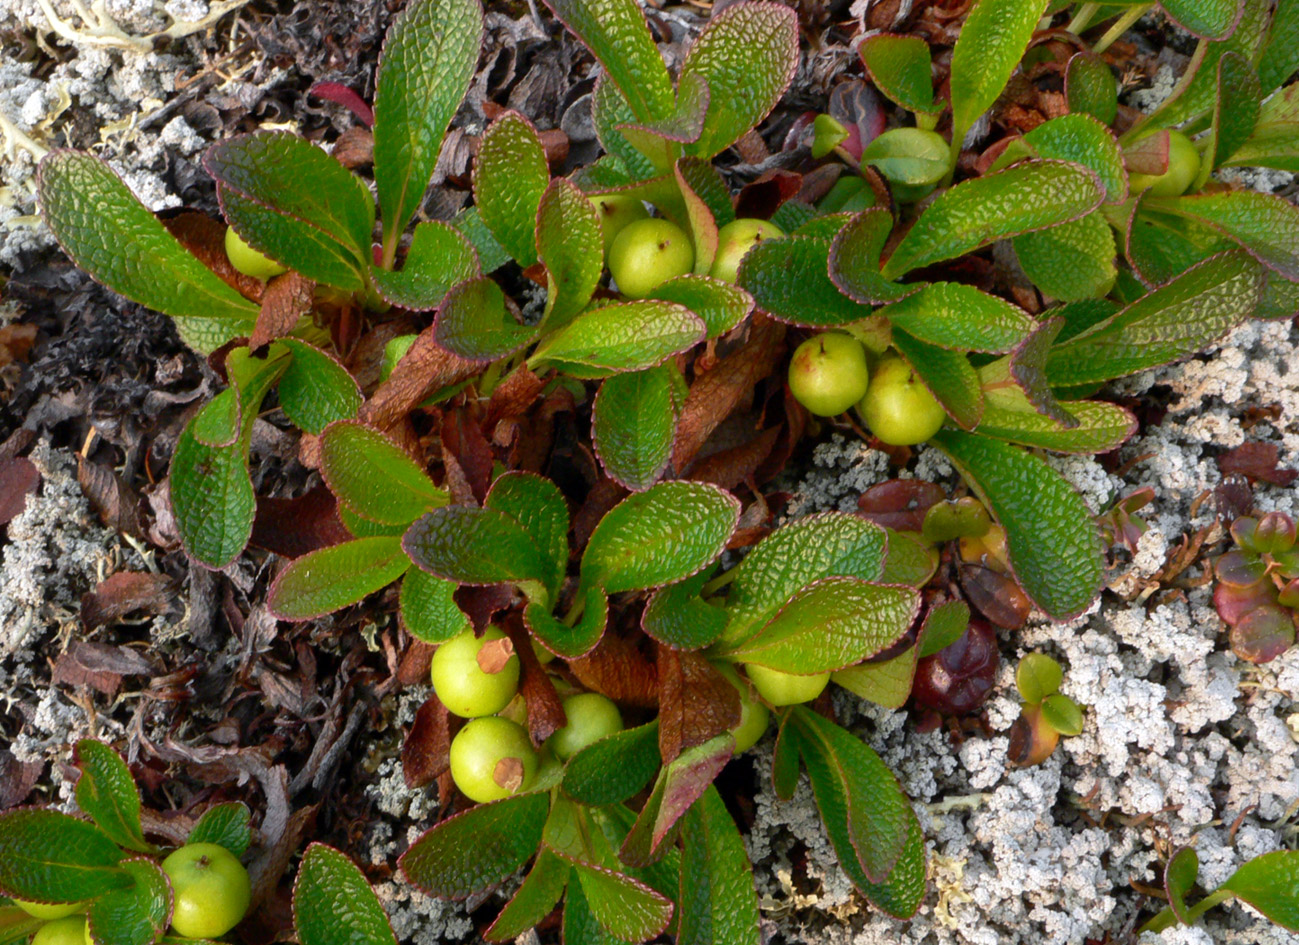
81,571,176,632
162,211,264,302
52,640,154,696
251,272,315,351
656,647,741,763
857,480,946,532
504,618,568,747
1218,441,1298,487
402,696,454,789
568,632,658,709
250,485,351,558
0,456,40,526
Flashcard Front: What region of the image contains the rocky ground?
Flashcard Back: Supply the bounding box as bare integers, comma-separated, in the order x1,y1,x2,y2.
1,2,1296,944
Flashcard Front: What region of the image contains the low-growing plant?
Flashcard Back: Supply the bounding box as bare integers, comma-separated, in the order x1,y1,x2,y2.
1007,653,1084,766
1139,844,1299,934
0,740,253,945
1214,511,1299,662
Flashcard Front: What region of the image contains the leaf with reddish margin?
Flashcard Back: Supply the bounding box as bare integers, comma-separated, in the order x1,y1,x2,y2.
882,161,1105,280
1259,0,1299,94
434,276,538,363
831,647,918,710
0,809,128,902
562,722,661,806
483,851,571,942
572,862,675,943
974,399,1137,454
657,647,741,763
621,734,733,866
536,179,603,331
399,568,470,644
1145,190,1299,281
294,843,397,945
320,420,446,526
859,33,936,116
1203,53,1261,183
1020,114,1127,203
372,0,482,248
528,300,705,379
371,221,480,311
74,740,153,854
593,366,677,492
648,275,752,340
220,186,365,291
739,235,875,325
877,283,1035,353
949,0,1045,142
405,507,549,600
85,856,170,945
591,76,661,182
675,157,720,274
679,1,799,160
524,584,609,660
1065,51,1118,126
1013,214,1118,302
268,536,411,621
1160,0,1245,41
400,792,550,899
276,339,363,435
828,208,911,305
678,785,761,945
474,112,550,267
1220,850,1299,930
619,71,709,171
643,568,728,651
890,329,983,431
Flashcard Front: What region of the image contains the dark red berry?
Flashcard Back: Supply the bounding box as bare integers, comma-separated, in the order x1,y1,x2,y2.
911,620,999,715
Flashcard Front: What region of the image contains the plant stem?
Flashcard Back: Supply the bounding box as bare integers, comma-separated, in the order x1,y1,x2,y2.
701,566,738,598
1065,2,1100,36
1092,3,1152,54
562,593,587,627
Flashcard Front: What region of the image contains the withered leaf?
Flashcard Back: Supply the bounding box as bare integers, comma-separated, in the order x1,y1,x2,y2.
441,408,493,504
76,456,144,538
81,571,176,632
568,632,658,709
504,619,566,746
397,639,436,686
958,563,1031,629
1218,442,1298,487
0,456,39,526
689,425,781,491
657,646,740,763
52,640,154,696
360,324,480,430
734,170,803,221
251,271,316,351
857,480,947,532
403,695,454,789
162,210,264,301
250,485,351,558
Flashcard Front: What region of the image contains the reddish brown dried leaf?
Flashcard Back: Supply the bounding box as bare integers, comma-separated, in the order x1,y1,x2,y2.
689,425,781,490
162,210,264,301
657,647,740,763
332,126,375,168
672,315,785,473
484,365,545,432
81,571,176,632
734,170,803,221
504,619,567,746
76,456,144,538
958,563,1031,629
454,584,517,632
403,695,454,789
397,639,436,686
251,271,315,351
857,480,947,532
52,640,154,695
0,323,37,367
441,408,493,504
1219,442,1298,487
0,456,39,526
0,749,42,809
360,325,480,430
573,478,629,553
568,633,659,709
250,485,352,558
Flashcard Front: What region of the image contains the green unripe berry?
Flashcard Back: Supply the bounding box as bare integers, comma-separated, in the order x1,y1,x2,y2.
591,194,650,256
449,716,539,803
14,901,82,920
713,662,770,753
857,354,947,446
608,218,694,299
430,626,521,718
1129,130,1200,198
788,332,871,417
224,226,287,280
744,664,831,706
160,842,251,940
550,692,623,759
710,218,783,284
31,916,87,945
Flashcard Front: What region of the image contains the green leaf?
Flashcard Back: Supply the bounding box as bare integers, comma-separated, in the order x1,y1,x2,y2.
573,863,674,943
0,908,41,945
831,647,918,710
543,0,675,123
294,844,397,945
581,482,738,594
891,330,983,431
592,78,661,182
268,536,411,620
1145,190,1299,280
434,276,538,362
172,347,288,568
1040,693,1084,735
404,505,549,596
791,707,914,884
879,528,939,587
718,577,917,674
679,1,798,159
857,808,927,919
1221,120,1299,172
186,803,251,858
647,275,752,340
0,809,126,901
878,283,1035,352
537,179,604,330
862,129,950,186
1013,214,1118,301
1200,53,1261,183
827,208,911,305
1259,0,1299,93
675,158,735,228
1021,114,1127,202
373,0,483,249
320,421,448,525
86,857,169,945
593,367,677,491
882,161,1104,279
37,151,257,354
485,472,570,605
642,569,727,651
399,568,470,643
770,716,801,801
671,156,720,273
562,721,662,806
529,300,705,378
1045,251,1264,387
932,430,1103,619
739,236,876,325
276,340,362,434
1258,268,1299,320
400,792,550,899
1015,653,1063,703
1160,0,1246,40
205,132,374,262
622,736,733,865
484,851,571,942
1124,209,1232,288
949,0,1046,142
1065,51,1118,126
451,205,511,273
720,513,887,646
916,599,971,657
220,187,365,291
74,740,152,854
525,584,609,658
859,33,936,115
1220,850,1299,930
616,72,708,173
974,397,1136,453
371,221,480,310
563,879,622,945
474,112,550,267
1163,846,1200,925
678,786,759,945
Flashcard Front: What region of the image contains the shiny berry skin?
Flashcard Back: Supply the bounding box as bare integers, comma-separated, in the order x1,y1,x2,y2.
911,621,999,715
160,842,252,940
32,917,87,945
14,901,83,920
550,692,623,759
449,716,538,803
430,626,520,718
224,226,287,280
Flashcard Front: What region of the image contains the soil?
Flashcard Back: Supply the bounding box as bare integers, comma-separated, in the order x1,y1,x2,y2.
1,2,1297,945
